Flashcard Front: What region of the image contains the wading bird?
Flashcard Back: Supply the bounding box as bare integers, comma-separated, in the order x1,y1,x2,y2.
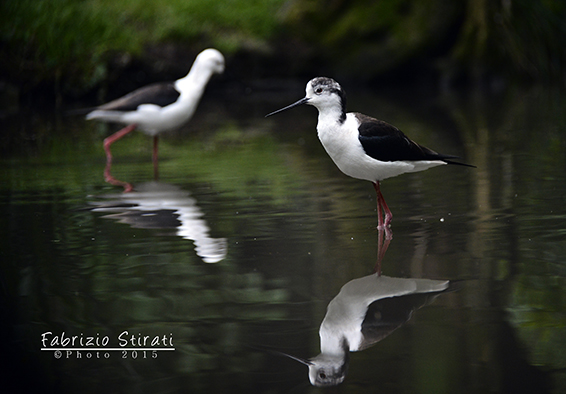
266,77,474,229
86,48,225,175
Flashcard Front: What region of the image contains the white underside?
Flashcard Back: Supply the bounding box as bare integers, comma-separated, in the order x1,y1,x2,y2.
317,113,446,182
85,98,198,136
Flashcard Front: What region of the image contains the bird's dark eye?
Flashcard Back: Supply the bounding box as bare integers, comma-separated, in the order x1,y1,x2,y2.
319,372,327,379
315,87,323,94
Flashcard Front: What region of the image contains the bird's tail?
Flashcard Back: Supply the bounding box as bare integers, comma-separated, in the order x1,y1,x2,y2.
84,110,125,122
65,107,98,116
443,158,476,168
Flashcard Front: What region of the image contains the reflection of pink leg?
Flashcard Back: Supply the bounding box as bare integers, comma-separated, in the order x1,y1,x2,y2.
381,192,392,228
375,182,383,229
374,227,392,275
374,182,392,229
104,160,133,192
103,124,137,163
152,136,159,180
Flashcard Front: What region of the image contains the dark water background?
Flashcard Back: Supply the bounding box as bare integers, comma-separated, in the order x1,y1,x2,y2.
1,82,566,393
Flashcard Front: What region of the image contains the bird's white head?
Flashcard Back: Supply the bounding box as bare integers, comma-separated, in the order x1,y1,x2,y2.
175,48,225,94
265,77,347,121
195,48,225,75
304,77,345,111
307,353,348,387
275,349,348,387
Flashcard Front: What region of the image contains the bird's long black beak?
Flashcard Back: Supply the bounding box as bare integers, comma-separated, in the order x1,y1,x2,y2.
265,97,310,117
277,351,313,366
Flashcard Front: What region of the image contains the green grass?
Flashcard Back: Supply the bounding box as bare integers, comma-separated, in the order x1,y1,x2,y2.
0,0,285,92
2,0,564,93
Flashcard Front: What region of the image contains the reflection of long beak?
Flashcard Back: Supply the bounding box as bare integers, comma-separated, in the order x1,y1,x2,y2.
265,97,310,117
278,351,313,366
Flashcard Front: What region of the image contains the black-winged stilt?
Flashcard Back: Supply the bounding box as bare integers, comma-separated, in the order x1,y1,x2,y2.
266,77,474,229
86,48,225,172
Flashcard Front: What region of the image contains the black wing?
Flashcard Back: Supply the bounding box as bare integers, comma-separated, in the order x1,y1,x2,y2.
358,290,448,351
355,113,470,164
97,82,181,112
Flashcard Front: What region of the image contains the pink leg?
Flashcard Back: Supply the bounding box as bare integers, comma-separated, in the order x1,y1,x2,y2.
152,136,159,180
103,124,137,163
373,182,392,229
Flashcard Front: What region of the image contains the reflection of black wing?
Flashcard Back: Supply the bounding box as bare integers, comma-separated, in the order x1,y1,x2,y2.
104,210,182,230
97,82,180,112
358,291,446,350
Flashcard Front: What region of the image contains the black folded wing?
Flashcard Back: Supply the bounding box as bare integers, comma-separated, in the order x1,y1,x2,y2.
355,113,462,163
97,82,180,112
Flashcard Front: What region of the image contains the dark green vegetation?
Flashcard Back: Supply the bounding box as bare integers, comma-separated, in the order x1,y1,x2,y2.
1,0,565,97
1,0,285,95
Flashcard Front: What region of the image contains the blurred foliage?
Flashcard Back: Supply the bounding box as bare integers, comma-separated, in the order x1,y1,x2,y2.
0,0,285,94
451,0,566,82
282,0,566,82
1,0,565,95
281,0,463,78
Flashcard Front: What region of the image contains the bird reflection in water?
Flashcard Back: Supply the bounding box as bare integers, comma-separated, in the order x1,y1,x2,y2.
90,181,227,263
282,273,452,386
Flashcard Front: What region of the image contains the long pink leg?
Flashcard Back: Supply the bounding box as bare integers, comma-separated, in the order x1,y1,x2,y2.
373,182,392,229
103,124,137,163
152,136,159,180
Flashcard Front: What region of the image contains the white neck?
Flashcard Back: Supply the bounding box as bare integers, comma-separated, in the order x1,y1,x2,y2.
175,61,215,100
317,105,345,128
319,329,350,355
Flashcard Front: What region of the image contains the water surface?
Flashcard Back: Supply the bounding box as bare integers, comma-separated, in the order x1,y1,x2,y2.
2,83,565,393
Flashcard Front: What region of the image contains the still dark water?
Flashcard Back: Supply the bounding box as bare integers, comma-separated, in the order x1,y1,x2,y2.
2,82,566,393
